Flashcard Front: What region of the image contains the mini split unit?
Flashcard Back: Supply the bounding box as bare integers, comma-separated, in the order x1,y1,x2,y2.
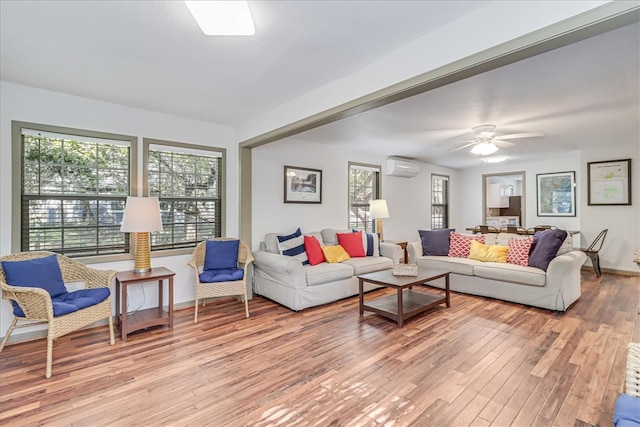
386,157,419,178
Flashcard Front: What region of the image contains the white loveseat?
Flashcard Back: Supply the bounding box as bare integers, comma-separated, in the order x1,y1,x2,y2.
407,232,587,311
253,228,399,311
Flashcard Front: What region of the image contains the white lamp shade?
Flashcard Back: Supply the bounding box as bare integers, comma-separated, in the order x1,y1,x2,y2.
120,197,163,232
370,199,390,219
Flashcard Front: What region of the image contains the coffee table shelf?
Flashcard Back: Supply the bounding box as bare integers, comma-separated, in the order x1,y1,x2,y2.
358,268,450,328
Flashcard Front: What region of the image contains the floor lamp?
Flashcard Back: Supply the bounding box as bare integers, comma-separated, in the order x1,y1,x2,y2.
120,196,163,274
370,199,390,242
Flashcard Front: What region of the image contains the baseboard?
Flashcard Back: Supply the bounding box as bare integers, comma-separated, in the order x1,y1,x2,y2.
1,300,197,346
580,266,640,277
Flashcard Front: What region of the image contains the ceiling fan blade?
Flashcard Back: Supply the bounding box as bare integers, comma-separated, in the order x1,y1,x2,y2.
493,140,515,149
452,141,477,152
494,132,544,140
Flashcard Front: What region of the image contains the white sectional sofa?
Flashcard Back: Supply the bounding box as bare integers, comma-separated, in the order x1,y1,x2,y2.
407,232,587,311
253,228,399,311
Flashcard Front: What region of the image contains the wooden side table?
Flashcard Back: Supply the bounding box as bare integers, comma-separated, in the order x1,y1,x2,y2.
115,267,176,342
384,240,409,264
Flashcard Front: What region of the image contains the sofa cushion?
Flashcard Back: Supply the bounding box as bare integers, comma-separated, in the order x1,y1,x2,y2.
321,229,352,246
305,262,354,286
474,262,546,287
507,237,535,266
342,256,393,276
13,287,111,318
614,393,640,426
277,228,309,265
529,229,568,271
304,235,325,266
1,254,67,298
496,232,531,246
416,256,482,276
418,228,454,256
448,232,485,258
204,239,239,271
321,245,351,263
468,240,508,263
337,232,365,258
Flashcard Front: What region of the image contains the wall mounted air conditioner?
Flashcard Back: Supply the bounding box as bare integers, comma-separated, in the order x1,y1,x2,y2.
386,157,419,178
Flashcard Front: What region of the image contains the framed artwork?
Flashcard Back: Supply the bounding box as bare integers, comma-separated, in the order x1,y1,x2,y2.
284,165,322,203
587,158,632,205
537,171,576,216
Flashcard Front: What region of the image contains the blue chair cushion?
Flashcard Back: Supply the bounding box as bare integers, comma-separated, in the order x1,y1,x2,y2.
614,393,640,426
204,240,239,271
1,254,67,298
12,287,110,317
199,268,244,283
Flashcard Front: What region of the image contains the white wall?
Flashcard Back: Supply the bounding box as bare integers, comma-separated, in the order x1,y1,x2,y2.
0,81,238,339
457,147,639,273
251,137,459,250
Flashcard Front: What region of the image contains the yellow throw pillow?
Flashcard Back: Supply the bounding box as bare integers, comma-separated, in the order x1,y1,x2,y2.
468,240,508,263
321,245,351,263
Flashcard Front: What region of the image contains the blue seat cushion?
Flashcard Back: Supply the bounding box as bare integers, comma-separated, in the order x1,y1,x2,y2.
1,254,67,298
204,240,239,271
199,268,244,283
614,393,640,426
12,287,110,318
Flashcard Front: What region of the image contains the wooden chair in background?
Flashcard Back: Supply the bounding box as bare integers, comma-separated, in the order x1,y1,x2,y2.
473,225,498,234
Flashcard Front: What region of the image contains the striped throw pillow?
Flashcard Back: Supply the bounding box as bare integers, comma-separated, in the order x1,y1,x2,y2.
277,228,309,265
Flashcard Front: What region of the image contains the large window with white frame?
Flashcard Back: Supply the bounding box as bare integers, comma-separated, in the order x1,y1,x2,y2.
348,162,381,232
431,174,449,229
13,122,136,257
144,139,225,251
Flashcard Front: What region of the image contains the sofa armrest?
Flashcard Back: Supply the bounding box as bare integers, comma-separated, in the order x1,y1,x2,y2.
253,250,307,289
546,250,587,288
407,242,422,264
380,242,401,261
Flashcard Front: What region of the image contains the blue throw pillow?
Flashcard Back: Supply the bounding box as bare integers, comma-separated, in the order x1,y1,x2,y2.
277,228,309,265
614,393,640,426
418,228,454,256
528,229,568,271
1,254,67,298
204,240,240,271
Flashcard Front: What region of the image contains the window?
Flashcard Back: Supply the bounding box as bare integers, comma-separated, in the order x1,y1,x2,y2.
14,122,135,257
144,139,224,251
348,163,381,232
431,174,449,229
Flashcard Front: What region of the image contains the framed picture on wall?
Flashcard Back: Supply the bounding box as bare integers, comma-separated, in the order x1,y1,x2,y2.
284,165,322,203
536,171,576,216
587,158,632,205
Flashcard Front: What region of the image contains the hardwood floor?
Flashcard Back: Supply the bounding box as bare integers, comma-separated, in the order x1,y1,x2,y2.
1,271,638,426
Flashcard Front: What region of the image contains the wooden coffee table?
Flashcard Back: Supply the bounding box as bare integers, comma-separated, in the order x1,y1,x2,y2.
357,268,450,327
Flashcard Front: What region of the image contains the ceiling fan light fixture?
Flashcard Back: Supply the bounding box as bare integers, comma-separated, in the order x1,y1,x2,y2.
470,141,498,156
185,1,255,36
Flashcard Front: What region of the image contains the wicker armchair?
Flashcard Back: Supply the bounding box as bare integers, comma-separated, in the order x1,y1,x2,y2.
188,239,254,323
0,252,116,378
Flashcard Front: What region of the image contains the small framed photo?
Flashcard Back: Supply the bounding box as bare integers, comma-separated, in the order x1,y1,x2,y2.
537,171,576,216
588,158,632,205
284,165,322,204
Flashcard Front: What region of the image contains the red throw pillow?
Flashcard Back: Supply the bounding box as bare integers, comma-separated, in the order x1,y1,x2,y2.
337,231,365,257
507,237,534,266
448,232,485,258
304,235,325,266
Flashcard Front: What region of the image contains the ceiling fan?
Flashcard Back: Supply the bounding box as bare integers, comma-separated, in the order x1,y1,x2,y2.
453,124,544,156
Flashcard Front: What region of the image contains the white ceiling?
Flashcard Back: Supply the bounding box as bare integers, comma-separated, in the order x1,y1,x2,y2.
1,1,638,170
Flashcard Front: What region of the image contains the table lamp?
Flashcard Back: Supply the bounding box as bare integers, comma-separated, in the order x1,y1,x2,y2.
120,196,163,274
370,199,390,241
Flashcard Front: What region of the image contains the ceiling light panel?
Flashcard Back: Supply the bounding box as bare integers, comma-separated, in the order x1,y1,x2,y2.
185,1,255,36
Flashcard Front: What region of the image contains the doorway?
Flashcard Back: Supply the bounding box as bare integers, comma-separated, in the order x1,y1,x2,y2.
482,172,526,228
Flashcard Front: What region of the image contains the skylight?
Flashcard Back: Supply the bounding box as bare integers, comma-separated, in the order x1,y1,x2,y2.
185,1,255,36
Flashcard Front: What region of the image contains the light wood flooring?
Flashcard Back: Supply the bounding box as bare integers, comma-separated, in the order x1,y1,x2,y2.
1,271,638,426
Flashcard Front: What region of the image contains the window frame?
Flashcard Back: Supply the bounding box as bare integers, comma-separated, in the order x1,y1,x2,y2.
431,173,449,229
142,138,226,257
348,162,381,233
11,121,138,264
